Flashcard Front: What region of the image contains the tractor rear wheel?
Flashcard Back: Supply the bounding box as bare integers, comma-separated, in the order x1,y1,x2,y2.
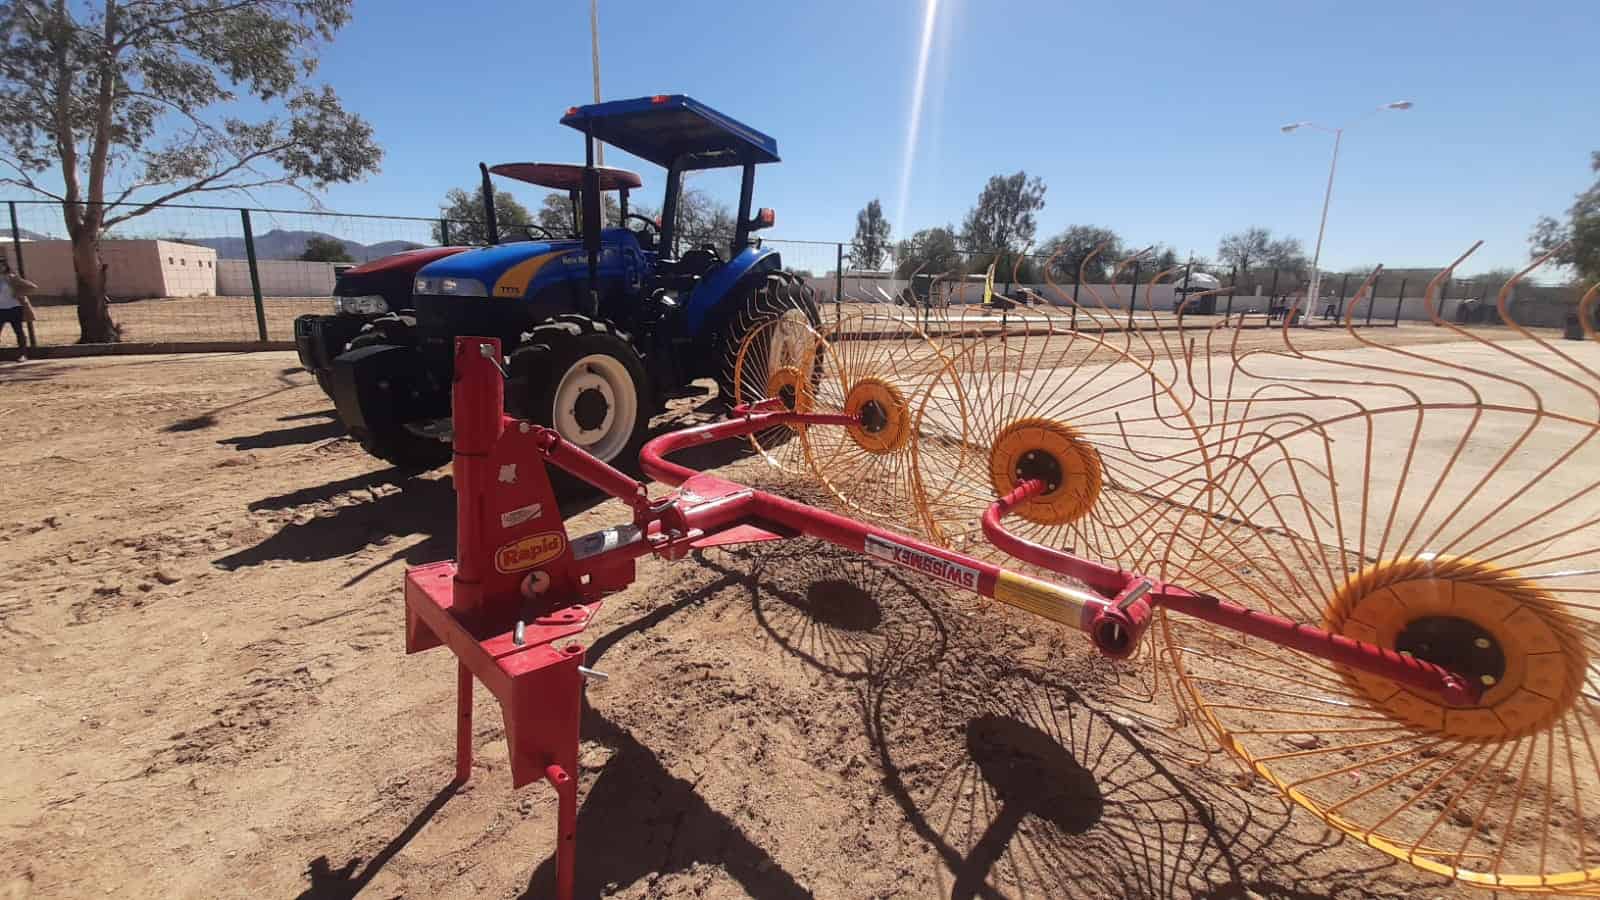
508,315,651,496
343,329,452,470
710,271,820,405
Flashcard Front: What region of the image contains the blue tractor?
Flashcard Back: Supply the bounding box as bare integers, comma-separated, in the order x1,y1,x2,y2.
329,95,816,476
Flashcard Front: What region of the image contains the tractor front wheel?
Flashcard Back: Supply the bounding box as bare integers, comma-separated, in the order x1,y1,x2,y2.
509,316,651,496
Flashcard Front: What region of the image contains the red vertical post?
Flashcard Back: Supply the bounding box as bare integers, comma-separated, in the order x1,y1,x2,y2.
547,765,578,900
454,661,474,783
451,337,505,615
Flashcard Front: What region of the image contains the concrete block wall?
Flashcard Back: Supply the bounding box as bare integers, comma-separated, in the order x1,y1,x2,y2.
216,259,336,297
1,239,216,299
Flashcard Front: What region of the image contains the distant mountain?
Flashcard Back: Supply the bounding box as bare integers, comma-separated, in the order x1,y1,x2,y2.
0,227,48,241
182,229,425,262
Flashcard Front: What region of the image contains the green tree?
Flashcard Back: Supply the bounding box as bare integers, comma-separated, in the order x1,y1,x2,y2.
1263,235,1308,275
1217,227,1273,275
1219,226,1307,291
531,191,620,238
300,235,352,262
434,186,532,245
0,1,380,343
673,187,734,254
961,171,1047,256
1040,225,1124,282
894,225,962,278
1104,245,1176,283
535,193,574,236
849,197,891,270
1530,151,1600,281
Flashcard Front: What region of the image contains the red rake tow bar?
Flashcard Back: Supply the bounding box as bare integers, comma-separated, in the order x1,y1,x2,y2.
402,337,1480,900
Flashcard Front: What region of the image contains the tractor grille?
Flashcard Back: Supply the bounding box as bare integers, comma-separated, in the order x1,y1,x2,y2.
413,295,537,370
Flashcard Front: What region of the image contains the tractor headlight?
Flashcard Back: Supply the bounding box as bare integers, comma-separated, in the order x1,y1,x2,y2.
414,276,488,297
440,277,488,296
333,294,389,316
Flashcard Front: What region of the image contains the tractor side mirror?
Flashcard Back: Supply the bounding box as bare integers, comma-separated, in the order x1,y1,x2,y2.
749,207,776,232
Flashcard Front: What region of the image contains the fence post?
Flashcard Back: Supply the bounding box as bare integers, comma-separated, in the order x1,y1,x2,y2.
1267,269,1280,323
1127,262,1139,329
1070,278,1080,331
1176,262,1192,321
1224,266,1236,321
439,218,451,246
1366,273,1380,326
240,209,268,342
834,242,843,326
7,201,24,279
1332,273,1349,322
1394,278,1407,326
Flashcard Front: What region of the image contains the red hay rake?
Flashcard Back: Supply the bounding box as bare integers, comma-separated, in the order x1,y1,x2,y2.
405,243,1600,895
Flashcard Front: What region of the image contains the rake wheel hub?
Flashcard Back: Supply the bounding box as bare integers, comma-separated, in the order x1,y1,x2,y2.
764,366,807,414
988,418,1102,526
1323,556,1586,741
843,377,910,454
1394,616,1507,687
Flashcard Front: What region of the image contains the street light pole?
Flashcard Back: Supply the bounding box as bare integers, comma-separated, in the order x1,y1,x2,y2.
1282,101,1412,323
590,0,604,166
1305,128,1342,323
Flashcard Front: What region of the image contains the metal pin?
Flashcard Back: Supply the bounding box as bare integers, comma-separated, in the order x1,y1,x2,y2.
578,666,609,683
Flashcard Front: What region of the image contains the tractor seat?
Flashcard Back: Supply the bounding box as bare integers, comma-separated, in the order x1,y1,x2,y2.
654,246,723,292
675,245,723,277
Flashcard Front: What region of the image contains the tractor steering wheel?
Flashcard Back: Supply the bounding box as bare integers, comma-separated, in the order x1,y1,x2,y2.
623,213,660,249
522,223,558,242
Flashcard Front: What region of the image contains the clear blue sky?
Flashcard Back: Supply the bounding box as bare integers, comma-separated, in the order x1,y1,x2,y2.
59,1,1600,273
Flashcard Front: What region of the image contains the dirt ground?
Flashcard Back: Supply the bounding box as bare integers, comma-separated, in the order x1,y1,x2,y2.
0,347,1549,899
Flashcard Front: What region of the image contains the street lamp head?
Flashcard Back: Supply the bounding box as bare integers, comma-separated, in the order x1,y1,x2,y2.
1281,122,1309,133
1384,100,1414,110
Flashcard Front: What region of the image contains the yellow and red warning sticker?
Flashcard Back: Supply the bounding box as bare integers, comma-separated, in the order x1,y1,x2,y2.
993,570,1089,628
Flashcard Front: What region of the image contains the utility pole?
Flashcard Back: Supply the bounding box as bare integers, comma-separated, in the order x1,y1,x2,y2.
590,0,604,166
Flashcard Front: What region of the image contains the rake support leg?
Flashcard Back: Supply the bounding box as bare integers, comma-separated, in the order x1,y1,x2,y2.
454,661,473,784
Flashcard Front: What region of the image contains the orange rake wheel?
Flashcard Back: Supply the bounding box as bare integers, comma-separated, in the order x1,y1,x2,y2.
909,312,1214,579
905,306,1224,738
799,311,967,534
1161,257,1600,893
728,307,825,474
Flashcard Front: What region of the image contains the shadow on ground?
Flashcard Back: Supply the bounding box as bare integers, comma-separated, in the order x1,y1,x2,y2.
218,419,345,449
294,783,461,900
520,567,809,899
217,475,455,577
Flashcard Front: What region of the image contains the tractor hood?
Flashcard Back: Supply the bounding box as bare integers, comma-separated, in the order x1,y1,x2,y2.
416,230,638,300
344,245,468,276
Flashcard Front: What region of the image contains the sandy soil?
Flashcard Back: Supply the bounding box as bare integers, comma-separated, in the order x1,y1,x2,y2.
0,347,1529,898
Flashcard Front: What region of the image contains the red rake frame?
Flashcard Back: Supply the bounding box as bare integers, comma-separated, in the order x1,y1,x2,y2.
404,336,1484,899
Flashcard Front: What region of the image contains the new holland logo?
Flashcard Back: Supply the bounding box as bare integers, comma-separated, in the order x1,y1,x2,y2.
494,531,566,574
863,534,980,591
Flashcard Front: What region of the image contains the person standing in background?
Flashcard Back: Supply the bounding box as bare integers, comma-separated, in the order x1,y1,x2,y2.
0,256,37,360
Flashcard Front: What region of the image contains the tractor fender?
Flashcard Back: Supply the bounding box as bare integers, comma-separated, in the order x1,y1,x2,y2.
685,245,781,336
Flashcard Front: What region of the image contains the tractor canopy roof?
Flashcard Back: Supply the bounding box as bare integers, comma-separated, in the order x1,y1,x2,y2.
489,162,642,191
560,95,779,171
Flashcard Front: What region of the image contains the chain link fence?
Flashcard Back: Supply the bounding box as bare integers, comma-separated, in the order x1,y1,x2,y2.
4,196,1580,352
3,199,467,349
760,238,1579,333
